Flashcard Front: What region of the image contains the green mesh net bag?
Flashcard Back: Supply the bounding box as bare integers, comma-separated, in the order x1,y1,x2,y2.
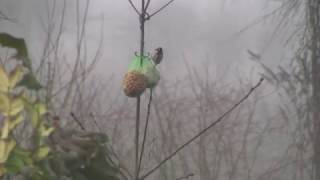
123,55,160,97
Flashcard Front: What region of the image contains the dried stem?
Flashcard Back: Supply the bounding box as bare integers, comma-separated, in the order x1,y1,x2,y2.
138,89,153,175
128,0,140,15
140,78,264,180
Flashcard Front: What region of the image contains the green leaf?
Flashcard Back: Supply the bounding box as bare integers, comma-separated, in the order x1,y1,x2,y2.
5,150,26,174
11,147,32,160
0,33,32,70
17,72,42,90
5,146,33,173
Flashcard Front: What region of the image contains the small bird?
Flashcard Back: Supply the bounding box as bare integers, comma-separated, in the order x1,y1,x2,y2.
152,47,163,66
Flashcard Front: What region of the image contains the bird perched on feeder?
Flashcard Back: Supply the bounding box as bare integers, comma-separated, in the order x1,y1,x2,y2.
152,47,163,66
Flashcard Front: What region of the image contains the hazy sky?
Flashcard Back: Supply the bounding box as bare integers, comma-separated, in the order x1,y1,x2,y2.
0,0,285,82
0,2,298,179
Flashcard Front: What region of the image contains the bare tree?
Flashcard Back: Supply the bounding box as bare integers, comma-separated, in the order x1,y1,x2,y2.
246,0,320,179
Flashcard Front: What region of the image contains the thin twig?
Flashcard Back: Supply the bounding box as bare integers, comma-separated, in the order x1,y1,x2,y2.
135,96,141,179
128,0,140,15
140,78,264,180
137,89,153,175
135,0,146,178
144,0,151,12
89,112,103,133
147,0,177,20
0,11,15,22
70,112,86,130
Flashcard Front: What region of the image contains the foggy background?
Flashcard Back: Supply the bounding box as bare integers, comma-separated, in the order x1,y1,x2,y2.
0,0,286,78
0,0,306,180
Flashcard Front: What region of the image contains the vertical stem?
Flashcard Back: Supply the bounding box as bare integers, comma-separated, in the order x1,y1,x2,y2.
135,1,145,180
135,96,141,180
140,0,145,64
138,89,153,176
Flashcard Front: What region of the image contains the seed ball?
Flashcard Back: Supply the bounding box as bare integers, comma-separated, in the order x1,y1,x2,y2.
123,71,147,97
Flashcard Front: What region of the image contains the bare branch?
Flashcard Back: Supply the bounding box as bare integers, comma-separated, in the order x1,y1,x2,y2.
70,112,86,130
137,89,153,175
140,78,264,180
128,0,140,15
135,0,146,178
144,0,151,12
147,0,177,20
0,11,15,22
219,0,292,44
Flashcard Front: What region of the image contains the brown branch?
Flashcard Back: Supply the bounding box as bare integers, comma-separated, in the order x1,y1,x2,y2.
128,0,140,15
147,0,177,20
140,78,264,180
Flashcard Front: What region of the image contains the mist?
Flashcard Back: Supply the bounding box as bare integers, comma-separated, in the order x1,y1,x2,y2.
0,0,312,180
0,0,284,78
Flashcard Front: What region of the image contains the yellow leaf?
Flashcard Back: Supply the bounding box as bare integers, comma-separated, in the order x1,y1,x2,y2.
0,94,24,117
0,93,9,114
34,102,47,116
0,66,9,92
31,102,47,127
35,146,50,160
1,115,23,139
0,139,16,163
40,126,55,137
1,118,9,139
8,97,24,117
9,65,25,88
8,115,23,131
